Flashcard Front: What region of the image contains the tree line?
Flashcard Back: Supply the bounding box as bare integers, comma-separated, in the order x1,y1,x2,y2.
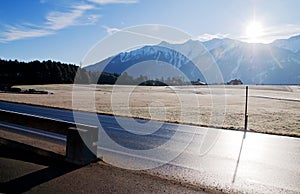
0,59,112,85
0,59,193,86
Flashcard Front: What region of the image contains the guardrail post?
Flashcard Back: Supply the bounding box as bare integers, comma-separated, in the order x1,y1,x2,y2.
66,126,98,165
243,86,248,139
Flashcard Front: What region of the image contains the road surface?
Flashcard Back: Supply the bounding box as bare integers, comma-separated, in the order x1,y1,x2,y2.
0,101,299,193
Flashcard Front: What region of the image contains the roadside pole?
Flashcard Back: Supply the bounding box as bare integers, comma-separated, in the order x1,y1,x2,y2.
243,86,248,139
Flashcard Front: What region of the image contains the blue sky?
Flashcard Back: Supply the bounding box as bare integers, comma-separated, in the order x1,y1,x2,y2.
0,0,299,65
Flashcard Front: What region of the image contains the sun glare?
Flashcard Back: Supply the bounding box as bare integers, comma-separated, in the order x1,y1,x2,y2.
246,21,264,43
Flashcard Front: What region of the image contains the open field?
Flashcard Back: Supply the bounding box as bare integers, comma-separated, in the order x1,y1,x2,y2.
0,84,299,137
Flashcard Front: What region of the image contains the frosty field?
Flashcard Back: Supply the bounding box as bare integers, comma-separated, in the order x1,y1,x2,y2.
0,84,299,137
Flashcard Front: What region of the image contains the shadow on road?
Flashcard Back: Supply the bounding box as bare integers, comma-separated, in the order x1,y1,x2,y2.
232,134,246,183
0,138,80,193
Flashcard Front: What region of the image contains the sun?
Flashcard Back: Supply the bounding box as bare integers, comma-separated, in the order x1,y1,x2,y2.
246,21,264,42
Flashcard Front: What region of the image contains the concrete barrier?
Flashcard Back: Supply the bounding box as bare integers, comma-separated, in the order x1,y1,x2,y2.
0,109,99,165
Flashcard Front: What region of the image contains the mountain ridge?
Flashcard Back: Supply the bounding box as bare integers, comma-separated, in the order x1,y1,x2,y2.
272,34,300,53
85,35,300,84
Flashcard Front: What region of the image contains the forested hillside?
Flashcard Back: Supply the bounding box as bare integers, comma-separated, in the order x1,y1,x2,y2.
0,59,110,85
0,59,188,86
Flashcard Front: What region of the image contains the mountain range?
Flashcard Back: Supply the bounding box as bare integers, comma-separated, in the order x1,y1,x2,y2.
85,34,300,84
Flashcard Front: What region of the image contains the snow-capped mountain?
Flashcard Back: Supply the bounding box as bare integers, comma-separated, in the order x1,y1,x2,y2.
202,38,242,51
206,40,300,84
272,34,300,53
85,36,300,85
85,45,206,82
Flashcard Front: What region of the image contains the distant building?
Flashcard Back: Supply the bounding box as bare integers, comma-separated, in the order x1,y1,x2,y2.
191,79,206,85
227,79,243,85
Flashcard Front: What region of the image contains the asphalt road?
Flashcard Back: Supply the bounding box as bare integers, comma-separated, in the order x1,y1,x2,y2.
0,101,299,193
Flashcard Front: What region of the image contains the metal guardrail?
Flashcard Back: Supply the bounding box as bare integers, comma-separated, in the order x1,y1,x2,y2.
0,109,99,165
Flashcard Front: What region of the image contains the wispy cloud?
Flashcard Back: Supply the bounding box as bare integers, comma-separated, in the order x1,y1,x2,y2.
0,0,138,42
263,24,300,41
193,33,229,41
196,24,300,44
88,0,137,4
102,25,121,35
238,24,300,43
0,25,55,42
0,3,101,42
46,4,97,30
